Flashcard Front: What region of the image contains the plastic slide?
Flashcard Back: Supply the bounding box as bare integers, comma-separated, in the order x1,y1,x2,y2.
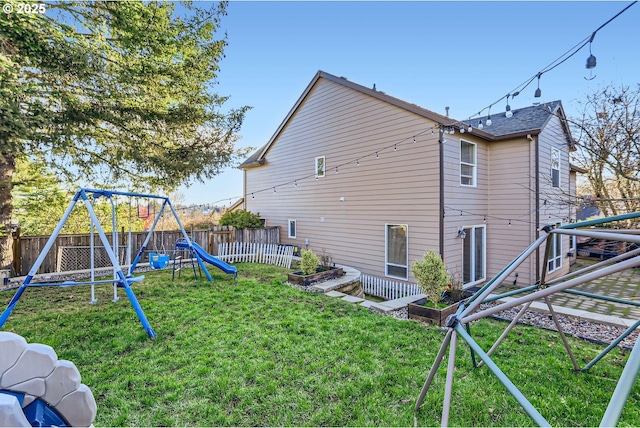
176,240,238,278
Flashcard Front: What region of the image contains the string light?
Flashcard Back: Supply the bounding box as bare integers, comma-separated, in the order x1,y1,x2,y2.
586,32,597,69
243,3,635,203
335,166,339,174
294,180,298,187
273,187,276,193
505,94,513,118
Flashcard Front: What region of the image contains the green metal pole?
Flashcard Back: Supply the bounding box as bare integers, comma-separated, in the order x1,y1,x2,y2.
563,289,640,307
455,324,550,427
560,211,640,229
583,318,640,371
482,284,539,303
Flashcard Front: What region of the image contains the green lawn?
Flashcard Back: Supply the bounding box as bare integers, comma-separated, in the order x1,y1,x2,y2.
1,263,638,426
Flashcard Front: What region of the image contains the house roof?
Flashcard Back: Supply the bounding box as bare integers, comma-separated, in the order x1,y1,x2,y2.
467,101,562,137
239,70,574,169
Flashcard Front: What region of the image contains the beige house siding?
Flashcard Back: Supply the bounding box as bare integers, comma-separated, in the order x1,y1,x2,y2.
442,136,489,285
240,72,578,291
244,77,441,281
537,116,574,280
483,138,535,285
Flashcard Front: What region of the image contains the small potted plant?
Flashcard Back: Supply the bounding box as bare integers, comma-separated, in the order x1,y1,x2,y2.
287,249,344,287
407,250,461,326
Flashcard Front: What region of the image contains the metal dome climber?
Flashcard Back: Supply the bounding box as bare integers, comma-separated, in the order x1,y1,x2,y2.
414,211,640,427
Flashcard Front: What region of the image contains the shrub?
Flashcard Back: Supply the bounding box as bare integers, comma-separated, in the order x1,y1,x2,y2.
411,250,451,307
300,249,320,275
218,209,263,229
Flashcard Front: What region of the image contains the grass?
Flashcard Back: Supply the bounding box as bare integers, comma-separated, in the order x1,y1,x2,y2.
1,263,639,426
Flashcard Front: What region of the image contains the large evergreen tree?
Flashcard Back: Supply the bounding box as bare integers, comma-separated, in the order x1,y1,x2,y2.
0,0,249,269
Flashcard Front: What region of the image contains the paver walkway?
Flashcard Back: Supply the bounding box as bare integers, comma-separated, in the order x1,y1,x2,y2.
547,260,640,320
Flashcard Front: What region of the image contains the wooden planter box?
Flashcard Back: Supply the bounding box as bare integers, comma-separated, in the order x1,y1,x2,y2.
408,291,473,327
408,298,460,327
287,267,345,287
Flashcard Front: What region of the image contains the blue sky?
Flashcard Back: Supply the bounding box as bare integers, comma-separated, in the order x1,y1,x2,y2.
177,1,640,206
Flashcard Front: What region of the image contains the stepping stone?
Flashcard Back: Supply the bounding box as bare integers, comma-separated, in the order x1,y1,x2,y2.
341,295,364,303
325,291,346,297
359,300,377,308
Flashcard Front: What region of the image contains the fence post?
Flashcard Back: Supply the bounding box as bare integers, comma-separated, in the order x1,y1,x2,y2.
11,227,21,276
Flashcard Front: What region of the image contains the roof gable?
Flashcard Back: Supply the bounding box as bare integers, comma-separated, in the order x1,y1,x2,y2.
239,71,574,168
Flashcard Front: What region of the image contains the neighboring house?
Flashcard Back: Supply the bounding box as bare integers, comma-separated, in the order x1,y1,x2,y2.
238,70,579,288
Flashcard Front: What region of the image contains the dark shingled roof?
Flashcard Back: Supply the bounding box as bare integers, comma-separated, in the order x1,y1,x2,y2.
467,101,562,137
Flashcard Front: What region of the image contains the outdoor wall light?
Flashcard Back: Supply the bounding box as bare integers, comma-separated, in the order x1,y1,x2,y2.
457,229,467,239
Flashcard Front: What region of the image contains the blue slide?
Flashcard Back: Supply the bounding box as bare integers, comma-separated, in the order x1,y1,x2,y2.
176,240,237,279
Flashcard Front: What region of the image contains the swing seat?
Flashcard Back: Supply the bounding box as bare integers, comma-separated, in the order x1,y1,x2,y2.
149,253,170,269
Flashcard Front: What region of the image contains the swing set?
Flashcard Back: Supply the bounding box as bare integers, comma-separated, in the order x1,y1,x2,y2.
0,188,223,339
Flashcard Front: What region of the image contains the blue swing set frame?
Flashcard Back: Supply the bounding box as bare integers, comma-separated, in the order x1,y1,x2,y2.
0,188,213,339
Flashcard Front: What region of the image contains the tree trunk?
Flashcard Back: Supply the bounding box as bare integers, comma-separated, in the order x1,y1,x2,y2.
0,152,15,271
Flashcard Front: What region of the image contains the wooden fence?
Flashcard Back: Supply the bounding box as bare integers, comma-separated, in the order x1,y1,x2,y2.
11,226,280,276
360,274,422,300
217,242,294,268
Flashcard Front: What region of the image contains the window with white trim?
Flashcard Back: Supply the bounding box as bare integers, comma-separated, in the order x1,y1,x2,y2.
462,225,485,285
460,140,477,186
385,224,408,280
315,156,325,178
288,219,296,239
547,223,562,272
551,147,560,188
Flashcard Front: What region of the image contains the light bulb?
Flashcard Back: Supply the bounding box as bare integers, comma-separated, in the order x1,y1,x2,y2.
486,117,492,126
535,88,542,98
505,105,513,118
478,120,483,130
468,125,473,132
460,126,465,134
586,54,597,69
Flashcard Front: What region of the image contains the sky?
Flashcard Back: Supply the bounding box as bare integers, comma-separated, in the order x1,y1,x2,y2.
176,1,640,207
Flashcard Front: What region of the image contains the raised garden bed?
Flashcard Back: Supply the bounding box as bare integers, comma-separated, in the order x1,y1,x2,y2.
287,267,345,287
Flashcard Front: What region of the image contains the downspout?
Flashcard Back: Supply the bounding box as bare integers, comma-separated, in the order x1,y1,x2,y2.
439,124,445,258
535,135,540,282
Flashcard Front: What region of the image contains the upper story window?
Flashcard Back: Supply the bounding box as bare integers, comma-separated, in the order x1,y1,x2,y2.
315,156,325,178
460,140,477,186
551,147,560,188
